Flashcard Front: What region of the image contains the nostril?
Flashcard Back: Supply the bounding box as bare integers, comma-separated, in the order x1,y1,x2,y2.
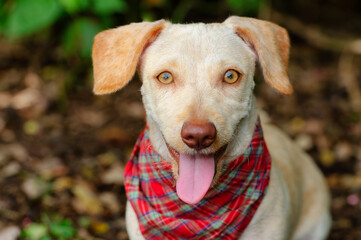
204,134,213,140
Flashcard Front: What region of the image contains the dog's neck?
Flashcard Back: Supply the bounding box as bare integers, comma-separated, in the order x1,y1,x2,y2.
145,95,258,168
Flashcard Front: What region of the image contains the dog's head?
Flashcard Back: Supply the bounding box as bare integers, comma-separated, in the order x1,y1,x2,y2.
92,17,292,204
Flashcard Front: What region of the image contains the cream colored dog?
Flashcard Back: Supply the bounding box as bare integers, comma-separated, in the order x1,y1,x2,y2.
92,16,331,240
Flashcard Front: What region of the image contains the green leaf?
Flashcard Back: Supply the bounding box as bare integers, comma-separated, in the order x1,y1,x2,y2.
141,11,156,22
58,0,90,14
62,18,102,58
93,0,127,15
21,223,48,240
49,220,76,238
227,0,262,15
39,236,52,240
0,8,4,34
4,0,63,38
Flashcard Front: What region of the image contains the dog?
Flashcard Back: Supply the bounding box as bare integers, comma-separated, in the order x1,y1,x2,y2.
92,16,331,240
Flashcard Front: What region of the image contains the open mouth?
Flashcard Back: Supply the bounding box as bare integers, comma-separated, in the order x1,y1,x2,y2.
166,142,227,204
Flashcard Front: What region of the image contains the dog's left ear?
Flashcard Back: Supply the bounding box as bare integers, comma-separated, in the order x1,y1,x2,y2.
224,16,293,95
92,20,167,95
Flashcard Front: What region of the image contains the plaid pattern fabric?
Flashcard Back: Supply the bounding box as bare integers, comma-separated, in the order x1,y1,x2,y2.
124,121,271,240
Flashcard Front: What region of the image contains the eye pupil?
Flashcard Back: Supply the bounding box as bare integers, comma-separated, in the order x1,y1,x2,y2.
162,73,169,79
226,71,233,79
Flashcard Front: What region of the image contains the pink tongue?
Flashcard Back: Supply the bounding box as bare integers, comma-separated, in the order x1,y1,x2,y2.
176,153,215,204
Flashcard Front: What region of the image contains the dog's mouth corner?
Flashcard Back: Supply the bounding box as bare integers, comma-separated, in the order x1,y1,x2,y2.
165,141,227,204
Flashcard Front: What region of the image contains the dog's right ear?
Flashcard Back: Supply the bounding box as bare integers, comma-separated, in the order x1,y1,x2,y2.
92,20,166,95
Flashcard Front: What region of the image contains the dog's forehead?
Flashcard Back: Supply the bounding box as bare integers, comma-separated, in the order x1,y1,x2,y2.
145,23,254,65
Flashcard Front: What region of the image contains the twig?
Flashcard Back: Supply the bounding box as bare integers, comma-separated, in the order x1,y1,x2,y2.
339,49,361,111
270,11,361,111
271,11,361,55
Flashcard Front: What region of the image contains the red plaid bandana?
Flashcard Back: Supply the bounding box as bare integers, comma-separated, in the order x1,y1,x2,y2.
124,121,271,239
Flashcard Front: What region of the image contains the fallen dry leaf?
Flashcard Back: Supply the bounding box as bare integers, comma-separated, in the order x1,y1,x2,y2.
319,149,335,167
23,120,41,135
304,118,324,135
7,144,28,162
22,177,48,199
340,175,361,189
334,142,353,161
117,101,145,119
72,179,104,215
78,108,107,127
90,220,109,235
11,89,43,110
24,72,41,89
53,177,74,192
34,157,69,179
0,92,12,109
1,162,21,178
0,226,20,240
99,192,120,214
97,152,118,167
295,133,314,150
97,126,136,144
1,129,15,143
101,164,124,185
290,116,306,134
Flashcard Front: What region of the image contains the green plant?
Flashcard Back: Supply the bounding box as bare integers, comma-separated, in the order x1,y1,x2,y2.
1,0,127,58
20,214,77,240
1,0,263,59
3,0,63,38
227,0,263,15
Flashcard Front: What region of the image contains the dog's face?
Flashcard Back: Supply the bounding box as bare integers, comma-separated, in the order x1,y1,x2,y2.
140,23,256,157
92,17,292,204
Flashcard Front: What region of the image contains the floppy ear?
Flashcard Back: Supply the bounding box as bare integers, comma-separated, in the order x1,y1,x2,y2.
92,20,167,95
223,16,293,95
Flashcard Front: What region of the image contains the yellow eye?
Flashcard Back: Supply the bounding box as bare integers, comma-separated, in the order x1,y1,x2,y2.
157,71,173,84
223,70,240,84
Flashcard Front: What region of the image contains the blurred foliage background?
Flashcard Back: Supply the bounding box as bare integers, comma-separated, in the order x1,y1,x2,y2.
0,0,361,239
0,0,263,58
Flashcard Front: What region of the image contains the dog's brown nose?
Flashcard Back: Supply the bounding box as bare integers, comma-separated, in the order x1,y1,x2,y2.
181,121,216,150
